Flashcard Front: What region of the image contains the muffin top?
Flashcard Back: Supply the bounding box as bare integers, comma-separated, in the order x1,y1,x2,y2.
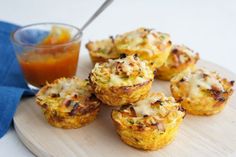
171,68,234,100
114,28,171,56
162,45,199,68
36,77,100,115
90,55,154,87
112,92,185,131
86,37,119,58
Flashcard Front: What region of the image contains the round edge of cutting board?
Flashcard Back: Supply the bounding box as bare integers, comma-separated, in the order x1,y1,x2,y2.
14,123,50,157
13,59,236,157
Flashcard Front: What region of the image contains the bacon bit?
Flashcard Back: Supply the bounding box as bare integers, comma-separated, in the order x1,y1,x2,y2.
172,49,178,54
143,115,149,118
202,73,208,79
157,122,165,132
218,97,225,102
209,88,225,101
51,114,64,122
129,62,134,67
176,98,183,103
185,57,191,64
42,103,48,109
137,123,144,131
51,93,60,98
69,103,80,116
120,104,131,110
134,54,138,59
178,106,185,112
79,104,96,115
73,94,78,99
134,138,139,142
64,100,72,107
119,53,126,59
89,93,97,100
211,85,221,92
230,80,235,86
151,100,162,106
179,78,185,82
130,107,137,117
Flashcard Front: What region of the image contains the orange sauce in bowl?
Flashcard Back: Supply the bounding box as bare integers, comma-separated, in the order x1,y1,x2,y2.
18,27,81,87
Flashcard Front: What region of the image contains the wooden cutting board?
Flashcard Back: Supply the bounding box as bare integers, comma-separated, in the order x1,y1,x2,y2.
13,57,236,157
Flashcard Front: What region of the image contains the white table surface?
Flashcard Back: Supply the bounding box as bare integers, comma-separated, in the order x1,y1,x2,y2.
0,0,236,156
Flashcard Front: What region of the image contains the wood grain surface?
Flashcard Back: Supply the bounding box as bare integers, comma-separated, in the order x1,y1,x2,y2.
13,58,236,157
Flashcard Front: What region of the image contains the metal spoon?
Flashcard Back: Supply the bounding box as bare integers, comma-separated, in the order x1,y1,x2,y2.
73,0,114,39
81,0,113,31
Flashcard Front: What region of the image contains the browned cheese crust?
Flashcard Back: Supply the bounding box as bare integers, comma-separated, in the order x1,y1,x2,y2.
170,68,234,115
36,77,101,128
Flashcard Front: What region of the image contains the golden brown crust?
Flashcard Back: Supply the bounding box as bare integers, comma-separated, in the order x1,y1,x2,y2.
86,28,173,70
86,38,120,65
114,28,172,70
111,92,185,150
170,69,234,115
36,77,101,128
43,107,99,129
89,55,154,106
90,77,153,106
155,45,199,80
114,118,182,150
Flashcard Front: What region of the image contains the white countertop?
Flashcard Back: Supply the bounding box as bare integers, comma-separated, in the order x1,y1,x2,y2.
0,0,236,156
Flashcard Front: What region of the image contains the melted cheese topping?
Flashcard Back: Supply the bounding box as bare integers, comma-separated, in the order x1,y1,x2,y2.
132,93,178,117
91,55,153,86
113,92,185,130
164,45,198,66
115,28,171,56
180,69,224,97
45,78,90,98
86,38,119,58
133,97,157,116
37,77,93,112
173,45,195,58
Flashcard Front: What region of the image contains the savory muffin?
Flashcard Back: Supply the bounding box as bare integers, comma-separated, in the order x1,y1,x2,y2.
155,45,199,81
170,68,234,116
86,37,120,65
36,77,101,128
112,92,185,150
89,55,154,106
114,27,172,70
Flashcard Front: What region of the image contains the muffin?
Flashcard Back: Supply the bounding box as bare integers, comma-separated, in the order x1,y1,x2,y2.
170,68,234,115
86,37,120,65
155,45,199,80
89,55,154,106
112,92,185,150
114,27,172,70
36,77,101,128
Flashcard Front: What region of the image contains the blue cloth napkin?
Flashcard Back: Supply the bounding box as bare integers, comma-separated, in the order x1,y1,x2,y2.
0,21,35,138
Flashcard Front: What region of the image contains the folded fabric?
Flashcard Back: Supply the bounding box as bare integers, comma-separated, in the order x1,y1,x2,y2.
0,21,35,138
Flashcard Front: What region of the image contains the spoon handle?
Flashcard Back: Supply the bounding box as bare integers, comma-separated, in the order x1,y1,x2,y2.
81,0,114,31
